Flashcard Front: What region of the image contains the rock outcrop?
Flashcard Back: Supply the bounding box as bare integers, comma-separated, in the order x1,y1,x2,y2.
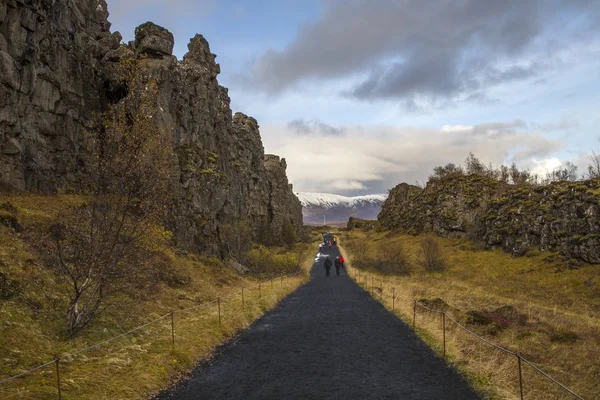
0,2,302,254
483,180,600,263
379,175,508,237
380,175,600,264
347,217,378,230
0,0,115,192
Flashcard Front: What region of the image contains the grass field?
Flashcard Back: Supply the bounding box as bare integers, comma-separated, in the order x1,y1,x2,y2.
0,194,316,399
341,229,600,400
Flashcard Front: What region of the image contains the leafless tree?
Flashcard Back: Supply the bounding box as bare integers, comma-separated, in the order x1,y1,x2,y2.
48,59,176,336
419,237,445,272
588,150,600,179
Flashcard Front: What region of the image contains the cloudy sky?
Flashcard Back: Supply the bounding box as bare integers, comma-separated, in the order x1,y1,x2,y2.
106,0,600,196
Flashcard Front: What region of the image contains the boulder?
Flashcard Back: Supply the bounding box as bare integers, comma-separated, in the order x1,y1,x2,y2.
134,22,174,57
226,259,249,275
0,51,20,89
2,138,22,155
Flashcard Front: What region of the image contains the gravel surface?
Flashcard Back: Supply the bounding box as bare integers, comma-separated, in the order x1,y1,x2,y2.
156,244,480,400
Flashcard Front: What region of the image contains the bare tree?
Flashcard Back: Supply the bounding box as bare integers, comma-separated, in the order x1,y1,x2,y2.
419,237,445,272
430,163,464,180
221,220,253,260
465,153,486,175
588,150,600,179
48,59,176,336
547,161,579,182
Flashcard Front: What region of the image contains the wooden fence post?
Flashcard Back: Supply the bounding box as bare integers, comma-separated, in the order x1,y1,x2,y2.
55,358,62,400
517,352,524,400
218,298,221,325
442,312,446,359
413,299,417,329
170,310,175,346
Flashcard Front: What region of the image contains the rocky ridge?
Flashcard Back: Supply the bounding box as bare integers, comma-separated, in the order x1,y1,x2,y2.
0,0,302,254
379,175,600,263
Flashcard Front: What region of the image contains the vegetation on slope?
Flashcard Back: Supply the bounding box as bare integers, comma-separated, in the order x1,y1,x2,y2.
0,194,316,399
342,229,600,399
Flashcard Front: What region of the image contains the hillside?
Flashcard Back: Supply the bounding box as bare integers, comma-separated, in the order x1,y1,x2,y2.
297,192,386,224
342,229,600,398
0,194,315,399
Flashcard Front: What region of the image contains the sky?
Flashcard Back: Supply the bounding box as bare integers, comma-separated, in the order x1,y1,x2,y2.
106,0,600,196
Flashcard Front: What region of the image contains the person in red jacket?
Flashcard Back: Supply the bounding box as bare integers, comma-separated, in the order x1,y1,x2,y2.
339,255,345,269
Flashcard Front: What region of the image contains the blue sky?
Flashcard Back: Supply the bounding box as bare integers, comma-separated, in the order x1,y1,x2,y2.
107,0,600,196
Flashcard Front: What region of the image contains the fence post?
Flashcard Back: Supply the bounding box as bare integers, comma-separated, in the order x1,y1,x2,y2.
517,352,524,400
392,288,395,311
242,289,245,309
413,299,416,329
380,281,383,301
218,298,221,325
55,358,62,400
170,310,175,346
442,312,446,359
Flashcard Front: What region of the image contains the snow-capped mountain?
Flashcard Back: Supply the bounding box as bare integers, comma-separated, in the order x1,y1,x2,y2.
296,192,387,224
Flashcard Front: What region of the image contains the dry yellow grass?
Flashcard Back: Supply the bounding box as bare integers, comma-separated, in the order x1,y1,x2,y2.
340,231,600,400
0,194,316,399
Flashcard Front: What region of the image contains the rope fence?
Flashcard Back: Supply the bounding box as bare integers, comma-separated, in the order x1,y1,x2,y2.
0,270,305,398
348,267,585,400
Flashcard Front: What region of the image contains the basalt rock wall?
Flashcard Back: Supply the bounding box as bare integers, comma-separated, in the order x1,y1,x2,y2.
0,1,302,254
379,174,600,264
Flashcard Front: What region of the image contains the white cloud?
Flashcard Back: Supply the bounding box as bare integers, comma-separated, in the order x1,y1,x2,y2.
261,121,564,195
529,157,563,176
441,125,473,132
330,180,367,190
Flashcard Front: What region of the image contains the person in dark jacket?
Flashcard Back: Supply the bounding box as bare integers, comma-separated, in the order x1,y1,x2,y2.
334,256,342,276
324,257,332,277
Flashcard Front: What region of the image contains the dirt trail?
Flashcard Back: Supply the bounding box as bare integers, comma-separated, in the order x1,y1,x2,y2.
156,244,480,399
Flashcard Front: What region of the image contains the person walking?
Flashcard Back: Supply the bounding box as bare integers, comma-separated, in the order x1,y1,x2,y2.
339,255,345,269
324,257,332,277
334,256,342,276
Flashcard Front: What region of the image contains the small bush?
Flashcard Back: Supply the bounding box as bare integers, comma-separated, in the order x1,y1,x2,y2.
0,272,21,300
282,221,297,248
245,245,301,276
376,241,411,274
419,237,445,272
549,330,579,343
0,210,20,230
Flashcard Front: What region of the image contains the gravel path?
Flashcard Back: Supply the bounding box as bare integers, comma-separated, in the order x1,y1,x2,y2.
156,244,480,400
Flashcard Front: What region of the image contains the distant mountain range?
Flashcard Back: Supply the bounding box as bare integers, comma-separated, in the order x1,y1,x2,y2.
296,192,387,224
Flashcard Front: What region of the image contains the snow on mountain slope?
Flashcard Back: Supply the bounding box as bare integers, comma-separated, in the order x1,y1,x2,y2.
297,193,387,207
296,192,387,224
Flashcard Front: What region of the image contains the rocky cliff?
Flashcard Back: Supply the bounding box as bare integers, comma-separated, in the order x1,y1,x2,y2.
0,0,302,254
379,175,600,264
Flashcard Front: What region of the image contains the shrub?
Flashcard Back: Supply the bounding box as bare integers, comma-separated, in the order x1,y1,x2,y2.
282,221,297,248
245,245,301,276
419,237,445,272
376,241,411,274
